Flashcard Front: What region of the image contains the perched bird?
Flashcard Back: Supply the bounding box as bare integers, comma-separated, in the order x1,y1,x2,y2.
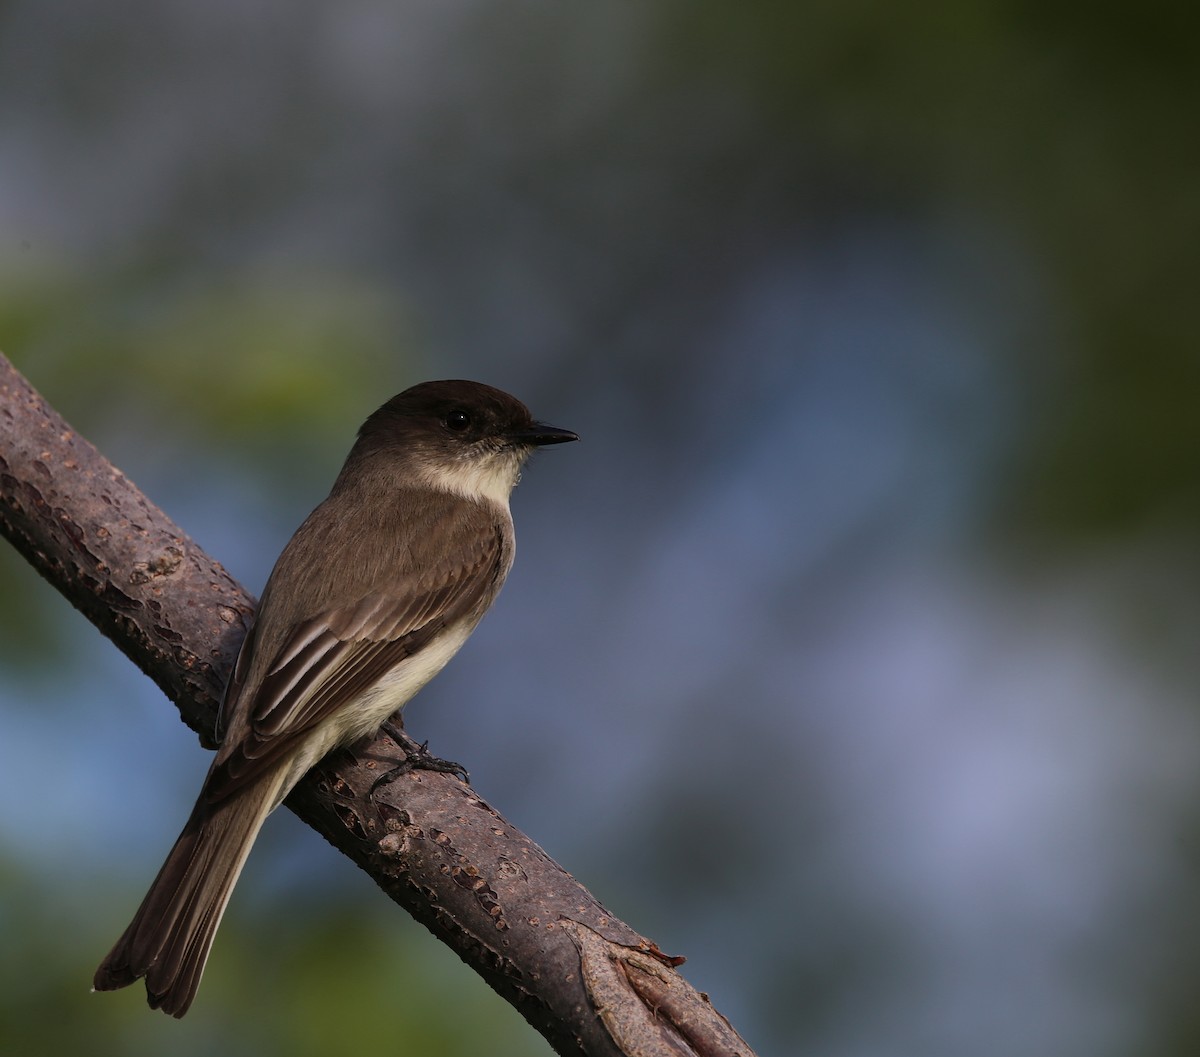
94,379,577,1016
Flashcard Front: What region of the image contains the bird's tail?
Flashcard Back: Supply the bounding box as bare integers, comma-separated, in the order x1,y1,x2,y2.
93,782,275,1018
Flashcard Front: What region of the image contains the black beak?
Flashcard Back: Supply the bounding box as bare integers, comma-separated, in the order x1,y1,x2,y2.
513,423,579,447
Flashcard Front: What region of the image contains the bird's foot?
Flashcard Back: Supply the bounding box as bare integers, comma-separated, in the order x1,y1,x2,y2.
370,722,470,797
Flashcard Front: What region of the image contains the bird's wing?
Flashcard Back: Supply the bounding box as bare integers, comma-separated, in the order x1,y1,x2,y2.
204,528,506,804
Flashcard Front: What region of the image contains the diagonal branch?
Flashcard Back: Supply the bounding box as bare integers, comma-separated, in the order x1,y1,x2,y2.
0,353,757,1057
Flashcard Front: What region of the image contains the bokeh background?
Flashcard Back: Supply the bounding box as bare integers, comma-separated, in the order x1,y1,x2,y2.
2,4,1198,1056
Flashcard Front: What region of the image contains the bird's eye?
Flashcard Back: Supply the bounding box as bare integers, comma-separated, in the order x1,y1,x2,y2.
445,409,472,432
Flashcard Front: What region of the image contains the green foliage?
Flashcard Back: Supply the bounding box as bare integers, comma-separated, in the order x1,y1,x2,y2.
1,265,414,455
0,864,548,1057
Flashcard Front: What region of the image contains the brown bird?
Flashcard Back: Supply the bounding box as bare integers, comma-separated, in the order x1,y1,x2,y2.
93,380,577,1016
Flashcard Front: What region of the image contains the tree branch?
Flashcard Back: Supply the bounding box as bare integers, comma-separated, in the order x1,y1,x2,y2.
0,353,757,1057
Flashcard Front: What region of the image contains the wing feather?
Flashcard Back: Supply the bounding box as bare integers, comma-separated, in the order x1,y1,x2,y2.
206,497,509,805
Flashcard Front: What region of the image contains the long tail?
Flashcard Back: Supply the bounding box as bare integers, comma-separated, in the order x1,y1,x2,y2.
93,780,277,1018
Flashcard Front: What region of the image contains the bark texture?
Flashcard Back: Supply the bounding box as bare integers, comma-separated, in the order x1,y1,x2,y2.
0,353,757,1057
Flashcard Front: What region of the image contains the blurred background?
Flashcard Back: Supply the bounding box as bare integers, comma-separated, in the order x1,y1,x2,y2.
1,3,1198,1055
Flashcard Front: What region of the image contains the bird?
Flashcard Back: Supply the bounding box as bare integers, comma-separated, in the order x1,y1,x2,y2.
93,379,577,1016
